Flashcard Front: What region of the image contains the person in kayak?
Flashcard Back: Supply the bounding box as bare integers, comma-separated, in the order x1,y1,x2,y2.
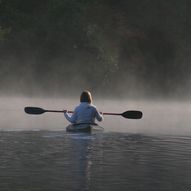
63,90,103,124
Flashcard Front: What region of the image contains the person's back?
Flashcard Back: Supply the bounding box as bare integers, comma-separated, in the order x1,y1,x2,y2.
64,91,103,124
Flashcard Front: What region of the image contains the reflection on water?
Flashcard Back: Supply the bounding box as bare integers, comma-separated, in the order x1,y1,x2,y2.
0,131,191,191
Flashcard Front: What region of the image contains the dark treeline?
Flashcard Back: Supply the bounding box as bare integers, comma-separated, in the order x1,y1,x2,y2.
0,0,191,98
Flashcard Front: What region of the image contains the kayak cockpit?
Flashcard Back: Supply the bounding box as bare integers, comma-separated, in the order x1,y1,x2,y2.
66,123,96,132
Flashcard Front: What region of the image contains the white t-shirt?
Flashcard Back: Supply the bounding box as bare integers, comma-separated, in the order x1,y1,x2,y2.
64,102,103,124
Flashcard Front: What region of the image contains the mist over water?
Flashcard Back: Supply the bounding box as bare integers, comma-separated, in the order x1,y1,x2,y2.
1,96,191,136
0,0,191,134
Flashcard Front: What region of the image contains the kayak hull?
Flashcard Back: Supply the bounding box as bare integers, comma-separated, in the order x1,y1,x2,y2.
66,124,92,133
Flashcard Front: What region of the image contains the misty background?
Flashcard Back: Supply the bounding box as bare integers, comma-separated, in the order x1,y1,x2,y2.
0,0,191,98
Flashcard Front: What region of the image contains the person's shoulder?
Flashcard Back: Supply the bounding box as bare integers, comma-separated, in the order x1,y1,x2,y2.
74,103,81,111
89,104,97,110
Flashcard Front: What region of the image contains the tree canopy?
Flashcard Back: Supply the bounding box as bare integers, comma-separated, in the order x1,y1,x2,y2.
0,0,191,97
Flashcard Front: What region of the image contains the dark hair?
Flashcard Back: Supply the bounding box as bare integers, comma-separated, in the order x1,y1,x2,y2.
80,91,92,103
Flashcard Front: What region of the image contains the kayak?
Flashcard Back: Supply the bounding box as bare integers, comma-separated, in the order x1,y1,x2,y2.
66,123,102,133
66,124,93,132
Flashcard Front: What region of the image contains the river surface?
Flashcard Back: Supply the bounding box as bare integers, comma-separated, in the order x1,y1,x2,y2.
0,97,191,190
0,131,191,191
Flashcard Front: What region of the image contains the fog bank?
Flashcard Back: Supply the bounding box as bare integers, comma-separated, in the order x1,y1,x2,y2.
0,96,191,136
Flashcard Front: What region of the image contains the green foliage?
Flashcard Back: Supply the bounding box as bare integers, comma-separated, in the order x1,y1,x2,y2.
0,26,11,40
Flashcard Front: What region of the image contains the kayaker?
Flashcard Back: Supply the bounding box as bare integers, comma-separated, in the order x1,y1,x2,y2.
63,90,103,124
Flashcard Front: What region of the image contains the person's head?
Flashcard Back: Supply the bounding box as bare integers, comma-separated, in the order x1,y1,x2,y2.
80,90,92,103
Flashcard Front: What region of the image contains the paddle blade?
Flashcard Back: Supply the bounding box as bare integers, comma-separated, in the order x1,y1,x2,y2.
122,110,143,119
24,107,46,115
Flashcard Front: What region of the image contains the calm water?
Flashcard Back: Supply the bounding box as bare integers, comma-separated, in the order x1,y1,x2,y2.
0,130,191,191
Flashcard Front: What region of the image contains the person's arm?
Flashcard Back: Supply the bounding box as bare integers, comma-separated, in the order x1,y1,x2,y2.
63,110,77,123
95,109,103,122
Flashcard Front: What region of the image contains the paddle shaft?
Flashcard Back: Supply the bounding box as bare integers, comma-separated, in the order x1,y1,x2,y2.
102,112,121,116
45,110,73,113
45,110,120,115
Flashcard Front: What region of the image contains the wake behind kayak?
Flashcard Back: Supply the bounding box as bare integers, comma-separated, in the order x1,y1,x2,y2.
66,123,103,133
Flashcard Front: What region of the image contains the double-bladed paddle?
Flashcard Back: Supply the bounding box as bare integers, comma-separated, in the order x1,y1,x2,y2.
24,107,143,119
